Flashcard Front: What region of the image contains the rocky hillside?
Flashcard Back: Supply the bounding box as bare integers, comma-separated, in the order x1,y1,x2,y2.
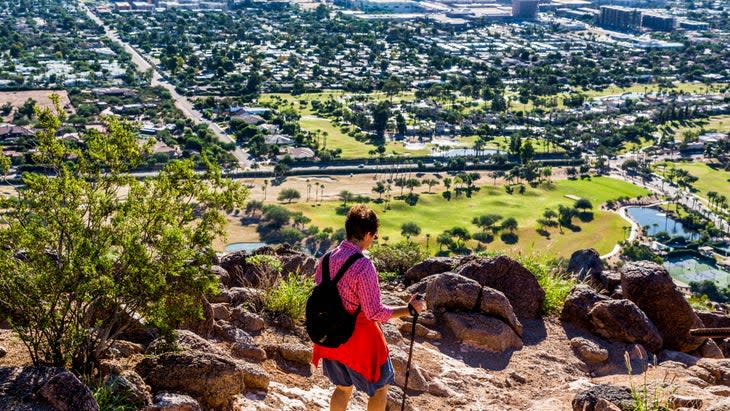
2,245,730,411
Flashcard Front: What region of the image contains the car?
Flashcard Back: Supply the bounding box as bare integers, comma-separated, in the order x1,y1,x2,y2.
357,164,365,168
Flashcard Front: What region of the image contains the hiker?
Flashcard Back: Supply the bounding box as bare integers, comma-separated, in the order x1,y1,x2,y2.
311,204,426,411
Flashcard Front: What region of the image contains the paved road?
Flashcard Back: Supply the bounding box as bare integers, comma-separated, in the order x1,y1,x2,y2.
84,6,251,170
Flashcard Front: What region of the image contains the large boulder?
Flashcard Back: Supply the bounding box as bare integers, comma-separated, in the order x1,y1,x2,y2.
588,299,663,352
698,311,730,328
442,312,523,352
135,351,269,410
0,366,97,411
561,285,610,331
567,249,604,281
37,371,100,411
570,337,609,363
230,307,265,333
453,255,544,318
142,392,202,411
621,261,706,352
423,273,522,336
105,371,152,408
695,359,730,386
210,287,266,309
405,257,457,284
147,330,226,356
572,384,634,411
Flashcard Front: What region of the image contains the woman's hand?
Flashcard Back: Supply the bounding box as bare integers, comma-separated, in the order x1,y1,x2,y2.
408,294,426,315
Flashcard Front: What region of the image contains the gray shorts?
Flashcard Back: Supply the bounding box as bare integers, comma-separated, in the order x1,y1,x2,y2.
322,357,395,397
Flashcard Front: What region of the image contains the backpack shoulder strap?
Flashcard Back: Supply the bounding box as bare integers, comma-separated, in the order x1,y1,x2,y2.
332,252,363,285
321,252,332,284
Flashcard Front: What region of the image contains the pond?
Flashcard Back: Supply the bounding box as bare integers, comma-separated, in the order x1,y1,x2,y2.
625,207,696,240
225,242,267,253
664,254,730,289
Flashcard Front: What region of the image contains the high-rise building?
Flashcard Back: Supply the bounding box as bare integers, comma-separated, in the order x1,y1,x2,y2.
512,0,539,19
641,13,675,31
598,6,641,30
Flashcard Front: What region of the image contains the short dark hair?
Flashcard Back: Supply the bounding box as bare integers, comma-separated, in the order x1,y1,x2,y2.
345,204,379,241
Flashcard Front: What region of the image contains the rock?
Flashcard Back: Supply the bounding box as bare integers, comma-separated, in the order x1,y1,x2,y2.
380,291,407,307
567,249,604,281
667,395,702,409
453,255,545,318
572,384,634,411
597,271,622,294
0,346,5,358
387,385,415,411
105,370,152,408
705,398,730,411
230,307,265,333
181,297,214,339
695,358,730,385
135,351,269,409
142,392,202,411
390,348,429,392
38,371,99,411
104,340,145,359
570,337,609,363
405,257,457,284
417,311,437,326
277,249,316,278
211,287,266,309
443,312,523,352
594,398,622,411
708,385,730,396
210,265,231,289
210,303,232,321
399,321,440,340
277,343,312,365
0,366,64,410
588,299,663,352
621,261,705,352
561,285,610,331
213,321,253,344
695,339,724,359
658,350,699,366
147,329,226,356
708,397,730,411
698,311,730,328
382,323,405,347
231,341,267,361
423,272,523,336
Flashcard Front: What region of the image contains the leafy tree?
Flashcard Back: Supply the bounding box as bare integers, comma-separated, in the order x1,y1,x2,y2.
472,214,503,233
501,217,518,233
372,101,391,139
372,181,386,199
262,205,292,228
245,200,264,216
574,198,593,211
277,188,301,203
400,222,421,240
0,100,246,373
339,190,354,206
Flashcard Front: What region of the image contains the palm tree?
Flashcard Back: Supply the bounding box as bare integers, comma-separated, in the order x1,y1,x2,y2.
306,179,312,202
262,179,268,201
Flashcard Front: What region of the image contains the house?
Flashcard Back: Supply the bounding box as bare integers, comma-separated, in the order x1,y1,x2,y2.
283,147,316,160
0,124,34,143
264,134,294,145
234,114,265,125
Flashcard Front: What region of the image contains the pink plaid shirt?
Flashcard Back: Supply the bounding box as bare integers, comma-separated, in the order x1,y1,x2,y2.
314,240,394,323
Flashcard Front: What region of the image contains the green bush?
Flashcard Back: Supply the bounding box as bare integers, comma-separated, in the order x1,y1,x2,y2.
265,273,315,320
515,255,576,315
92,382,137,411
369,240,428,276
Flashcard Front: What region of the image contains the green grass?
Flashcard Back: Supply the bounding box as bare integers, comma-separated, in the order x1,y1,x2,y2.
288,177,649,258
659,162,730,205
513,254,576,315
664,115,730,142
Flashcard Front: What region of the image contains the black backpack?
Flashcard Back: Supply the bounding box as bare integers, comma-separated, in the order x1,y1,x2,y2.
305,251,363,348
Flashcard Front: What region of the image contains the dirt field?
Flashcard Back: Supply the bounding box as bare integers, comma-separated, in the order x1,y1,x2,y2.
0,90,74,121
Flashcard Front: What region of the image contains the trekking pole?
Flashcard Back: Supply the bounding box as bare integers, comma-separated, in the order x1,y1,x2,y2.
401,294,422,411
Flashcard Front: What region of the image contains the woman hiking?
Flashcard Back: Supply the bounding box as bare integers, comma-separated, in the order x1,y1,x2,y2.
311,204,426,411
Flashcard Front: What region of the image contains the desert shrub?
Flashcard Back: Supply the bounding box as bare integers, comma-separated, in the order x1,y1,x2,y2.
369,240,428,276
265,273,315,320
